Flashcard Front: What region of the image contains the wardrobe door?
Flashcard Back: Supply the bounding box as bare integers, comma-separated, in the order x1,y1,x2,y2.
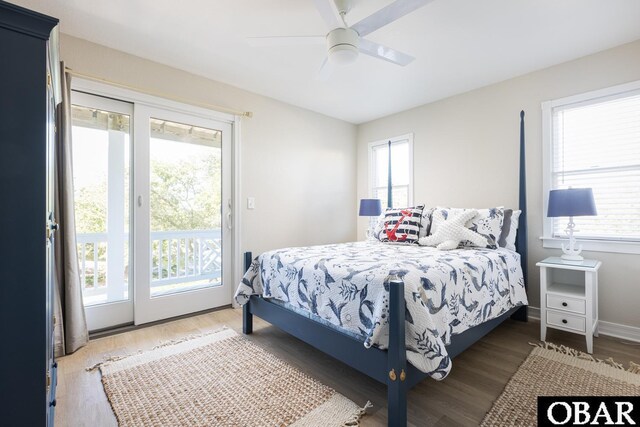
46,49,59,425
0,3,58,426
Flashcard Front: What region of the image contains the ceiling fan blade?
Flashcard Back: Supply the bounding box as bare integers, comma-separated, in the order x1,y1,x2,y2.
312,0,342,30
317,57,334,81
247,36,325,47
358,38,415,66
352,0,434,37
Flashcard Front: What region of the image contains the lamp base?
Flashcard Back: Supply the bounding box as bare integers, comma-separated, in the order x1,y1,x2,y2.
560,217,584,262
365,217,377,241
561,253,584,262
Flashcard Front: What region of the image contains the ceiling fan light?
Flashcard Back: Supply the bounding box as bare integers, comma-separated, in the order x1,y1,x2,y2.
328,44,359,65
326,28,359,66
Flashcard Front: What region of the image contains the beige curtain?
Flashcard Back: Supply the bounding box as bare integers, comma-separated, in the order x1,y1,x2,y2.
53,61,88,356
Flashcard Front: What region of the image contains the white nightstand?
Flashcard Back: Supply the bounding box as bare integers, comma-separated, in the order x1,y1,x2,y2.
536,257,602,354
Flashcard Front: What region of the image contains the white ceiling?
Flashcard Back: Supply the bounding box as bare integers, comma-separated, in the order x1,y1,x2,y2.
12,0,640,124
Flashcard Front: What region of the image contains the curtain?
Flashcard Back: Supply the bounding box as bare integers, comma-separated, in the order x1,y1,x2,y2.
53,61,88,356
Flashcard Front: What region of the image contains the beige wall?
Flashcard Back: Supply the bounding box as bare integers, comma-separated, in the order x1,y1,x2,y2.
60,34,357,264
357,40,640,329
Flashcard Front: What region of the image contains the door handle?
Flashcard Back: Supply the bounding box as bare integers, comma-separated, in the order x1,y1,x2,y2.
227,211,232,230
46,221,59,240
138,195,143,207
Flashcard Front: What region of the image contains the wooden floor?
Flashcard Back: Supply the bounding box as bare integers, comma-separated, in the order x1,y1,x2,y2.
55,308,640,427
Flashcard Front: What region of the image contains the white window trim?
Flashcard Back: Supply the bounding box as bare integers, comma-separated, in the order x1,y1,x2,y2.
541,79,640,255
368,133,414,206
72,78,236,125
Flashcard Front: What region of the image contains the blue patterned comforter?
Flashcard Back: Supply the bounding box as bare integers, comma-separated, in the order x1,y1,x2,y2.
234,241,527,379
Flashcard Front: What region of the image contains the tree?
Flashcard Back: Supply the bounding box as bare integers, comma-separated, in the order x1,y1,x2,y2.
75,180,107,234
149,152,222,231
74,151,222,233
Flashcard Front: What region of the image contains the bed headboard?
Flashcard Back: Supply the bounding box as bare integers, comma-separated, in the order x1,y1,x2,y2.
514,110,528,320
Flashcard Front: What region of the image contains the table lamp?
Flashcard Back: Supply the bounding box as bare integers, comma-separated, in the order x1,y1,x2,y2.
547,188,597,261
359,199,382,239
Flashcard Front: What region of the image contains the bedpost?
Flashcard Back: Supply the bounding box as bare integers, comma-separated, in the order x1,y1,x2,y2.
512,110,529,322
243,251,253,334
387,275,407,427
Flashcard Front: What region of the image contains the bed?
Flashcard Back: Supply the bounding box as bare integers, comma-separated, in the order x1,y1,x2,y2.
236,112,530,427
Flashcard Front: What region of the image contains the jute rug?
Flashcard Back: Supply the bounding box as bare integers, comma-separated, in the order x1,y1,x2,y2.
482,342,640,426
92,328,370,426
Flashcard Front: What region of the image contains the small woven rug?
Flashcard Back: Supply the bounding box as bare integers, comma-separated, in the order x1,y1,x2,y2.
92,328,370,426
482,342,640,426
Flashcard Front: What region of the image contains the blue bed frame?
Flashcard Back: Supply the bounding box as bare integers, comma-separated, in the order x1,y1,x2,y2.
242,111,529,427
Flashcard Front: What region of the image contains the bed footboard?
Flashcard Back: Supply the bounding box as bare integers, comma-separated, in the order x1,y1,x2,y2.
242,304,253,334
241,252,410,426
243,252,253,335
387,275,408,427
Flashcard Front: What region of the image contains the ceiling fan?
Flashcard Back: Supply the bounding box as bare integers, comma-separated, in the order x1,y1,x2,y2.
247,0,434,79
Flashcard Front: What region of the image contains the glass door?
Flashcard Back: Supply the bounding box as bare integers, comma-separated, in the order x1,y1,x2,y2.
71,92,133,331
133,105,232,324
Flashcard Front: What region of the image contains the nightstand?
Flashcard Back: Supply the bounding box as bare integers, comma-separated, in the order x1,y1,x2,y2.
536,257,602,354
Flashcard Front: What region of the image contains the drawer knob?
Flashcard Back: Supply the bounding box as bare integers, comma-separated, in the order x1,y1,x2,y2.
562,319,568,324
562,302,568,307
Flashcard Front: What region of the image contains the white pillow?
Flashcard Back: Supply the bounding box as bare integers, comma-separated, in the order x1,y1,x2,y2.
418,209,487,250
430,207,505,249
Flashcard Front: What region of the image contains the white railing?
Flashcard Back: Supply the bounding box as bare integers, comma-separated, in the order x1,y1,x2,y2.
151,230,222,287
77,229,222,304
76,232,109,301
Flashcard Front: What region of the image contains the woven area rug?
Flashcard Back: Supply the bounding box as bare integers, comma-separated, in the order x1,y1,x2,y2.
482,342,640,426
93,328,370,426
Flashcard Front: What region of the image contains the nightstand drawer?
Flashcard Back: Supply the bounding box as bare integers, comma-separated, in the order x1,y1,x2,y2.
547,311,586,333
547,294,585,315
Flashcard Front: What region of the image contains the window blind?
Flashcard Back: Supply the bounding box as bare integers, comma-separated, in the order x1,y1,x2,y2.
551,90,640,241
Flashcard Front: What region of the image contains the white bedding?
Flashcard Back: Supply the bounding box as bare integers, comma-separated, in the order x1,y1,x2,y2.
235,241,528,379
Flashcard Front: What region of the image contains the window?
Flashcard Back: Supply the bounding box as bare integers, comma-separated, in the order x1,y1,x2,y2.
71,94,132,308
542,81,640,254
369,134,413,209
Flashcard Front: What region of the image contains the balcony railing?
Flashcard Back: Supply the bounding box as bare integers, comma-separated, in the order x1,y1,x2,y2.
77,229,222,305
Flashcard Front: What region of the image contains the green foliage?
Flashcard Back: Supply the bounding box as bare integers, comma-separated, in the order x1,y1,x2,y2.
150,153,222,231
74,152,222,234
75,181,107,234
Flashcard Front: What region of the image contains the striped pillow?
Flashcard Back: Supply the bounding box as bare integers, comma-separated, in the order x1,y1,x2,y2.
374,206,424,245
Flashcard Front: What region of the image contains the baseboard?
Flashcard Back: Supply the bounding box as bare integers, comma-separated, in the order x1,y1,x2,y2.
527,306,640,343
597,321,640,343
527,306,541,321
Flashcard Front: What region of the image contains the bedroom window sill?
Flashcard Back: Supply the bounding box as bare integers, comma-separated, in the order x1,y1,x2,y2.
540,237,640,255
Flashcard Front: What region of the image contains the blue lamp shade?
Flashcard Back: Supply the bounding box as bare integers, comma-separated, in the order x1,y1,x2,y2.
359,199,382,217
547,188,597,217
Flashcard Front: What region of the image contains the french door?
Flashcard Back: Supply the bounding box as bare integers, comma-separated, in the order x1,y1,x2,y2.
71,92,232,331
133,105,232,324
